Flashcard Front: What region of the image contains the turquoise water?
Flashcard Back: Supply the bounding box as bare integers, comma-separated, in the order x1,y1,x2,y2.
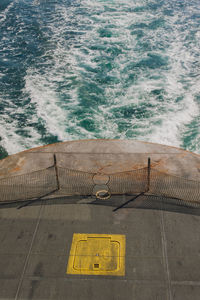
0,0,199,158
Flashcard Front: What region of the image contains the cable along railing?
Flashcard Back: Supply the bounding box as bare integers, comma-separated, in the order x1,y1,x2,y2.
0,155,200,209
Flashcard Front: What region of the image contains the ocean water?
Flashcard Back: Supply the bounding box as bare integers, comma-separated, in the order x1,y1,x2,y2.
0,0,199,158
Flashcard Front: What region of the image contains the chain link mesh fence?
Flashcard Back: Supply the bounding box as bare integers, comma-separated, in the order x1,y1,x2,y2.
58,167,94,196
0,167,57,202
0,155,199,207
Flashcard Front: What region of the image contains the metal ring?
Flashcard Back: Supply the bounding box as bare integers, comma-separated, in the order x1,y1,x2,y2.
96,190,111,200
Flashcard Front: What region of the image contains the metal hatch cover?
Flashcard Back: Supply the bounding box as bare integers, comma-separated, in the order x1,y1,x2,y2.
67,233,126,276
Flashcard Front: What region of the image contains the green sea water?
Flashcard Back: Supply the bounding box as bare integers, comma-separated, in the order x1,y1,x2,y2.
0,0,199,159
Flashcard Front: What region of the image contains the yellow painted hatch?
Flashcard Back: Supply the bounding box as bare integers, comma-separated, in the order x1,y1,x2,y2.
67,233,126,276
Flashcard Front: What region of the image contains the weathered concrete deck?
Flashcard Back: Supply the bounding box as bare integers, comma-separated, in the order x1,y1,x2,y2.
0,140,200,300
0,139,200,180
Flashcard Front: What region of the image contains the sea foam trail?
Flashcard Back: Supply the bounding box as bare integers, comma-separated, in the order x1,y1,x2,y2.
0,0,199,155
0,1,15,25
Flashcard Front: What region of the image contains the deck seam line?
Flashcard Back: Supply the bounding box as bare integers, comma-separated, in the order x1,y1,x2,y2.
24,152,181,154
172,281,200,286
14,204,43,300
160,210,173,300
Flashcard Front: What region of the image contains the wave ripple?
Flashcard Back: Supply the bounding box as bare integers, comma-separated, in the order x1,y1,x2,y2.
0,0,199,157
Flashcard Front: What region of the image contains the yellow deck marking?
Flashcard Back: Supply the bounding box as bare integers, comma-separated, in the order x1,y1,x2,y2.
67,233,125,276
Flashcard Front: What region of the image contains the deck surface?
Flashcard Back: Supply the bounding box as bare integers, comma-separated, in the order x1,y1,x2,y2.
0,140,200,300
1,202,200,300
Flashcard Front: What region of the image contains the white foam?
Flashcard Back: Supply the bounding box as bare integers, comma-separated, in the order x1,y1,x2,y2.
1,0,199,154
0,107,42,154
0,1,16,25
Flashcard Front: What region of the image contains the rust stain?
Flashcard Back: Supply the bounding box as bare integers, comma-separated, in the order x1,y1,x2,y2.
10,157,26,173
87,158,165,174
24,144,55,153
152,152,188,174
0,156,26,177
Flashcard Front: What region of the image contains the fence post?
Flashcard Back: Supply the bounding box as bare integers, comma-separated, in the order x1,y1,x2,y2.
147,157,151,192
54,154,60,190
